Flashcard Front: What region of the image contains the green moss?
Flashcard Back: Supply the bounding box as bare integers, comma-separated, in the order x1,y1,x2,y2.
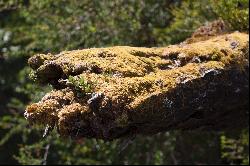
211,54,221,61
68,75,94,97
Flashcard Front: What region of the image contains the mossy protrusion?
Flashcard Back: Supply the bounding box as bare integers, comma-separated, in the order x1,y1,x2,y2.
25,32,249,141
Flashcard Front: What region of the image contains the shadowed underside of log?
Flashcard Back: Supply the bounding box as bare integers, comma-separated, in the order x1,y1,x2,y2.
25,32,249,141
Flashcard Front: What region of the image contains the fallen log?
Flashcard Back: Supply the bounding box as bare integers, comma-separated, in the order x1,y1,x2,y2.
25,32,249,141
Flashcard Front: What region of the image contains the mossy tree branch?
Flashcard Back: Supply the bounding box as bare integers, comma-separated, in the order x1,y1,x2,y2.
25,32,249,141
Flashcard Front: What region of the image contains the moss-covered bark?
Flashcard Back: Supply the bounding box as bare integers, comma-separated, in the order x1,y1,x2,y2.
25,32,249,140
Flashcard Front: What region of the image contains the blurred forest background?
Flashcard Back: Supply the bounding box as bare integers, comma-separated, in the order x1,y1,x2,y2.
0,0,249,165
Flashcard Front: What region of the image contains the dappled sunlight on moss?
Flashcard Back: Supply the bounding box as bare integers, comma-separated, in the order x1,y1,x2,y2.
25,32,249,140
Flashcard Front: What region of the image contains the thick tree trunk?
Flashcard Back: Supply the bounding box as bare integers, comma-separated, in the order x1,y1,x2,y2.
25,32,249,141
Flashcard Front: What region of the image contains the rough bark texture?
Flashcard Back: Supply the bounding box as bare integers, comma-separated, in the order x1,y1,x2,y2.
25,32,249,141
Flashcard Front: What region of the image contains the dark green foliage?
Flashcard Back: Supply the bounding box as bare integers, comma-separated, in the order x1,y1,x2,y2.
220,130,249,165
0,0,248,164
154,0,249,45
154,0,217,45
210,0,249,32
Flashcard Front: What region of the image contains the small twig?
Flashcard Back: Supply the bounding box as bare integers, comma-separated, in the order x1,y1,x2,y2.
43,124,54,138
41,144,50,165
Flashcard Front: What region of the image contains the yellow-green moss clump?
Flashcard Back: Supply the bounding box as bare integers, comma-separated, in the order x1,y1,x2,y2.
25,32,249,141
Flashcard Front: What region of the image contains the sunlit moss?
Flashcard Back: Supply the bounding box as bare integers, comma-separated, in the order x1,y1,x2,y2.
25,32,249,140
